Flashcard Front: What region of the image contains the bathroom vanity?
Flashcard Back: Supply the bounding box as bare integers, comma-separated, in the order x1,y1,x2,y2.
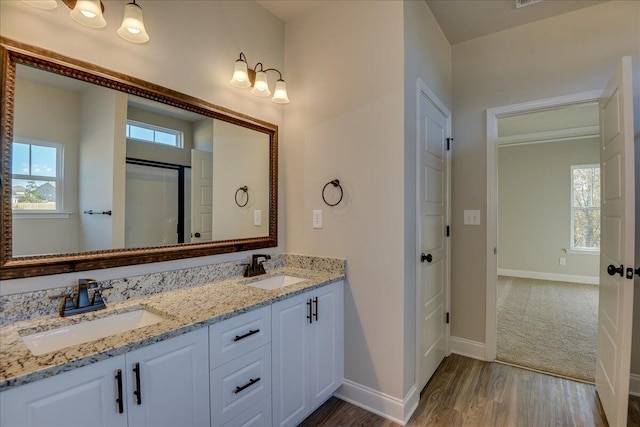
0,258,344,427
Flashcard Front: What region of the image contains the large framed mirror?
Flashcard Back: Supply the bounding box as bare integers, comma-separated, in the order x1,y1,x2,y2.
0,38,278,280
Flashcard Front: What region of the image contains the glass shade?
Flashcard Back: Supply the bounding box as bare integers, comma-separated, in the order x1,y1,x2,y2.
250,71,271,97
70,0,106,28
117,2,150,43
22,0,58,9
272,79,289,104
230,60,251,88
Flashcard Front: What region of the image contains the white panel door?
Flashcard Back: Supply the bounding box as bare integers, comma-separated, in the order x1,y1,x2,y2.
271,292,310,427
126,328,210,427
417,87,449,391
596,56,635,427
0,355,127,427
309,282,344,410
190,149,213,242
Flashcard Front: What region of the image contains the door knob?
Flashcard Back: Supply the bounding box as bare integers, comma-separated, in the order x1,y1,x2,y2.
421,253,432,263
607,264,624,277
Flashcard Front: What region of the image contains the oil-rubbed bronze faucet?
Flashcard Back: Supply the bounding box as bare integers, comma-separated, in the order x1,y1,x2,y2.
49,278,111,317
243,254,271,277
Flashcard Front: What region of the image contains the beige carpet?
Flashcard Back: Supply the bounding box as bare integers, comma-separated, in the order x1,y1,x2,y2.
496,276,599,382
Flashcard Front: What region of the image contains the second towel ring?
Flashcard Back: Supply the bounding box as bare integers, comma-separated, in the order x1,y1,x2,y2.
235,186,249,207
322,179,343,207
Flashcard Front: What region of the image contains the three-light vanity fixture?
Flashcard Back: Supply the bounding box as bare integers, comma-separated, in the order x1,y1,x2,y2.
230,52,289,104
22,0,150,44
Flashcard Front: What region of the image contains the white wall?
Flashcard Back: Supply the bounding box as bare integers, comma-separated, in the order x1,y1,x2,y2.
498,138,600,279
78,86,127,251
283,0,452,414
450,0,640,353
0,0,284,293
212,120,269,240
12,76,81,255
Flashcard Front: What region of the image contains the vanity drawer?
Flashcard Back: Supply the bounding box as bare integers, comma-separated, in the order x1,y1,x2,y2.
209,306,271,369
210,344,271,426
222,395,272,427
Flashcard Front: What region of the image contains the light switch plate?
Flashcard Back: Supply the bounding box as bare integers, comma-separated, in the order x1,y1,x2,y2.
254,210,262,226
464,210,481,225
313,210,323,229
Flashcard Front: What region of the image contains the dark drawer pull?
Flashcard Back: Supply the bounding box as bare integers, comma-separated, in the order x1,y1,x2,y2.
133,362,142,405
307,299,312,323
313,297,318,321
234,377,261,394
115,369,124,414
233,329,260,342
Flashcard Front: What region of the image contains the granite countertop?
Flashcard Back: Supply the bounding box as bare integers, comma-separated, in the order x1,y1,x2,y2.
0,266,344,391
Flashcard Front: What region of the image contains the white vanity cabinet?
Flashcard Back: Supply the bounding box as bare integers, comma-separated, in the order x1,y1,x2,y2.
0,355,128,427
0,328,209,427
271,281,344,427
209,306,272,427
125,327,210,427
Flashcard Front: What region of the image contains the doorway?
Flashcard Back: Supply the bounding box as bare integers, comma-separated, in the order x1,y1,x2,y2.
495,102,600,381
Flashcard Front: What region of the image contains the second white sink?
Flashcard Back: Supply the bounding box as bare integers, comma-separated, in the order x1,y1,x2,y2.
21,309,166,356
245,275,306,290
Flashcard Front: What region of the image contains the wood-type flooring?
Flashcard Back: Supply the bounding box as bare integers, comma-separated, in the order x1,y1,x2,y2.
300,354,621,427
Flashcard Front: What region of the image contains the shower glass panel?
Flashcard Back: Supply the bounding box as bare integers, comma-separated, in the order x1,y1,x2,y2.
125,163,179,248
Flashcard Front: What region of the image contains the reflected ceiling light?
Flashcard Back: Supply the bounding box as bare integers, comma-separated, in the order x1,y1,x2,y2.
117,0,150,43
69,0,106,28
22,0,58,10
230,52,289,104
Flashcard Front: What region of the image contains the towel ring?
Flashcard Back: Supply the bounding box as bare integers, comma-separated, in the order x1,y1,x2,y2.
322,179,343,207
235,186,249,207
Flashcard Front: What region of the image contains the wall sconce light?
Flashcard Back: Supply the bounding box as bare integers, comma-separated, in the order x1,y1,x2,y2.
230,52,289,104
22,0,149,43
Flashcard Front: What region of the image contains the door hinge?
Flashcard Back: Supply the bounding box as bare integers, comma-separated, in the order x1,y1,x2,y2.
446,225,450,237
446,138,452,151
446,312,450,324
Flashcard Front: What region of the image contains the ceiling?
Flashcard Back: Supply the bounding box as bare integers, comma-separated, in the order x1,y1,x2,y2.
257,0,608,44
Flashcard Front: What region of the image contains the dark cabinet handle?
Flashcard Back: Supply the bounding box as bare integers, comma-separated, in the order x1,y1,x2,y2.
115,369,124,414
193,232,201,238
313,297,318,321
234,377,261,394
421,253,432,263
234,329,260,342
607,264,624,277
307,299,312,323
133,362,142,405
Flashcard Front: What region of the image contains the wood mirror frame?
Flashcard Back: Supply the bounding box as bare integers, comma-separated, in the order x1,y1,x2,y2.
0,38,278,280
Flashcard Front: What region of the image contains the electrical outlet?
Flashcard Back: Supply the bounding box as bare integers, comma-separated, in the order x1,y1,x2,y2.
254,210,262,226
463,210,481,225
313,210,323,229
559,257,566,266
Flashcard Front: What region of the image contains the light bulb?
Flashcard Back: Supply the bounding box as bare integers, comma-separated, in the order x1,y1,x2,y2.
70,0,106,28
251,71,271,97
118,1,150,43
272,79,289,104
230,59,251,88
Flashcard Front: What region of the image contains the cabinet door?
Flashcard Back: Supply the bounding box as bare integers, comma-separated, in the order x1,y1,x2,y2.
126,328,209,427
0,355,127,427
309,281,344,410
271,292,311,427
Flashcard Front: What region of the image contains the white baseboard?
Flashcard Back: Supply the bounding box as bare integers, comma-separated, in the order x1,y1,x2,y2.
630,374,640,397
334,380,419,425
450,336,486,361
498,269,599,285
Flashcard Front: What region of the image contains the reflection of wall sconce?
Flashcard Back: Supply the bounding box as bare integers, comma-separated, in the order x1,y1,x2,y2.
235,186,249,207
230,52,289,104
22,0,150,43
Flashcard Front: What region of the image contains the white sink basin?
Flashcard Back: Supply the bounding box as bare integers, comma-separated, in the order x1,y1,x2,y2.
21,309,166,356
245,275,307,290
